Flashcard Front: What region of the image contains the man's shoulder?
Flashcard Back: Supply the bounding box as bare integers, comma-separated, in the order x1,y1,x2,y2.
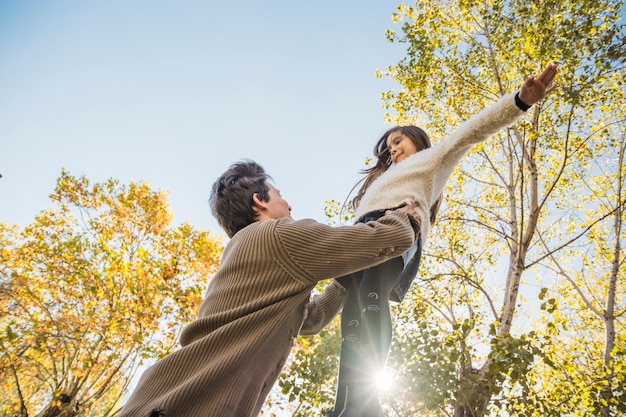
223,218,328,258
231,218,321,239
251,218,332,241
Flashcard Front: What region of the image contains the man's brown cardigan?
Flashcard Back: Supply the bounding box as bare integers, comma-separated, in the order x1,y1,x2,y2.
119,212,418,417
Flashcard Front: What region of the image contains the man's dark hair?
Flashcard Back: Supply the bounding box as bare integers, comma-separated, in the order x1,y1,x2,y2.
210,160,271,237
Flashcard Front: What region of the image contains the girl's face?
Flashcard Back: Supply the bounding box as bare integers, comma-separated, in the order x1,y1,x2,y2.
386,131,418,164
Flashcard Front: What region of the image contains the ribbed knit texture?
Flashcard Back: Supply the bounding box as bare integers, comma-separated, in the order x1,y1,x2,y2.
355,93,525,242
118,213,418,417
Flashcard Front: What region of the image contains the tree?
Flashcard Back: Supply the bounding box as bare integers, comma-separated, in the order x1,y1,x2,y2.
378,0,625,415
280,0,625,416
0,170,222,417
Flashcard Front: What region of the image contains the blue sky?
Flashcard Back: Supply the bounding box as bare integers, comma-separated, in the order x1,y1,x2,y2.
0,1,406,235
3,2,623,236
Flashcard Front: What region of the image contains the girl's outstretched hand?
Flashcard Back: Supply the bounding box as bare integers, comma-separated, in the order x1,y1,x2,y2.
518,64,558,106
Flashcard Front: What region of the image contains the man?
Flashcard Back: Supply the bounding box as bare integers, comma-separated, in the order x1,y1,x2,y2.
118,160,420,417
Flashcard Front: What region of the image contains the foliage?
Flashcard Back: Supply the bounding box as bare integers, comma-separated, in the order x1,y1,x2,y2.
0,170,222,417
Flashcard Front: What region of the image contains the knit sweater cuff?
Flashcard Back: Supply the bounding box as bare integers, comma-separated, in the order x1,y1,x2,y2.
515,92,531,111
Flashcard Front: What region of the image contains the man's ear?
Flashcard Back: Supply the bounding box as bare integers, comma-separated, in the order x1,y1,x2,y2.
251,193,267,214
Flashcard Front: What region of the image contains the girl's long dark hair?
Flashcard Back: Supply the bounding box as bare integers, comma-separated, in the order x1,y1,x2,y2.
352,126,442,225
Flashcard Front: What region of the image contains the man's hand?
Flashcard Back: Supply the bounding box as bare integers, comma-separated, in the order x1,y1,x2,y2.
387,203,421,224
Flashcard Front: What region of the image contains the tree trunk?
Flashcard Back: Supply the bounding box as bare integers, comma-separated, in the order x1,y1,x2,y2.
34,394,79,417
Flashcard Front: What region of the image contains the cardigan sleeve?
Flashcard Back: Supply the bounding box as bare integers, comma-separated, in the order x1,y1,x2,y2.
275,212,420,284
298,279,346,336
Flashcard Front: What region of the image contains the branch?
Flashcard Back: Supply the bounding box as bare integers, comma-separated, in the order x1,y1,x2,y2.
477,135,513,190
537,112,573,213
11,364,28,417
526,198,626,269
440,209,513,242
425,253,499,320
458,164,507,192
534,228,604,318
540,117,626,213
421,295,455,327
480,11,504,96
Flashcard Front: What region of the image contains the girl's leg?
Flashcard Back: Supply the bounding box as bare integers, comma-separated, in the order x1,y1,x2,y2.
338,258,403,417
359,257,403,373
331,273,363,416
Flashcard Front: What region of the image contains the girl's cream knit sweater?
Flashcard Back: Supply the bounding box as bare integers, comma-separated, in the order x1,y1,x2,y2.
355,93,526,241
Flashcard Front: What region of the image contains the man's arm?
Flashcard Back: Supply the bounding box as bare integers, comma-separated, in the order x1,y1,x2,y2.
276,211,419,284
299,279,346,336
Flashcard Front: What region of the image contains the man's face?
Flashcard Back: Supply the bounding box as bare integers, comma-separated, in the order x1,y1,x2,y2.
264,184,292,219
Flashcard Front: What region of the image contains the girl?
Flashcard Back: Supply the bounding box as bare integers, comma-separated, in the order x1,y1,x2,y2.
330,64,558,417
